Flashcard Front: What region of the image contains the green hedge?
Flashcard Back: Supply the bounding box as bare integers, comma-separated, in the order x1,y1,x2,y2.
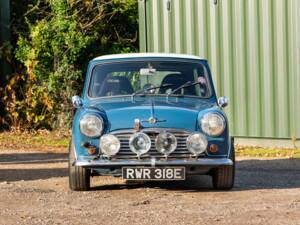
0,0,138,130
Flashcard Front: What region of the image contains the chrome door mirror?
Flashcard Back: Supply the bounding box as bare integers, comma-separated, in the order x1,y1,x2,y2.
72,96,83,108
218,96,229,108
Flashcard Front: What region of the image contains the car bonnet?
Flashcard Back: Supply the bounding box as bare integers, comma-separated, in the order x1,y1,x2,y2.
91,97,215,132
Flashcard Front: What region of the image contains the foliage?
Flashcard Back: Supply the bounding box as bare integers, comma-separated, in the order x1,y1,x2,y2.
1,0,138,130
236,146,300,158
0,42,13,63
0,130,70,152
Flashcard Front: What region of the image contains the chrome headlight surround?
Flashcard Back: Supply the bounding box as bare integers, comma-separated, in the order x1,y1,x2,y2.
186,133,208,156
79,114,104,137
129,132,151,156
155,132,177,156
200,112,226,136
100,134,120,156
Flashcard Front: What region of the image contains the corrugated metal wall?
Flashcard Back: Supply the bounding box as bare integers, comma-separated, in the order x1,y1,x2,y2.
139,0,300,139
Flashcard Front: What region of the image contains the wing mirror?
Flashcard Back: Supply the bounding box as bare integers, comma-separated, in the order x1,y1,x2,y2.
72,96,83,108
218,96,229,108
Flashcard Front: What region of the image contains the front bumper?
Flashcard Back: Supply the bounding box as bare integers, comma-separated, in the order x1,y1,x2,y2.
74,158,233,168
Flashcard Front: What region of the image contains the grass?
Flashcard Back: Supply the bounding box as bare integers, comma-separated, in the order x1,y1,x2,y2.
0,131,299,158
236,145,300,159
0,130,70,153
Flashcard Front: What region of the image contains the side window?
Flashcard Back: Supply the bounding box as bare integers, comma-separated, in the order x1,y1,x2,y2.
194,66,209,97
89,68,106,97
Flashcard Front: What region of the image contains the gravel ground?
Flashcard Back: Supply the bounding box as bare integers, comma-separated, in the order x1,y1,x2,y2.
0,150,300,225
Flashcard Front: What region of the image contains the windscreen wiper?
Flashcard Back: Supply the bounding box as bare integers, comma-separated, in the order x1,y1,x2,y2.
166,81,201,99
131,83,174,101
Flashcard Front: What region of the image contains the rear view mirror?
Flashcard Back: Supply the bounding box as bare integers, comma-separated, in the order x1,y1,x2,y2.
140,68,156,76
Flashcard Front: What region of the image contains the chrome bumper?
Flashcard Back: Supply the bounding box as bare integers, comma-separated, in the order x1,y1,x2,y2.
74,158,233,167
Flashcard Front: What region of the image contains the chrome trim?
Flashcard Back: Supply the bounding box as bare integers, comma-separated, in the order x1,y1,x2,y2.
75,158,233,167
72,141,78,160
110,128,194,159
72,95,83,108
217,96,229,108
110,128,191,135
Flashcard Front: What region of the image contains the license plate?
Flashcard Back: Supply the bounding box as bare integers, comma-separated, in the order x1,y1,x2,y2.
122,167,185,180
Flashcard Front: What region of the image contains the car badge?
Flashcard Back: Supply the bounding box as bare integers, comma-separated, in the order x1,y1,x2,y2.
148,117,157,124
141,117,166,124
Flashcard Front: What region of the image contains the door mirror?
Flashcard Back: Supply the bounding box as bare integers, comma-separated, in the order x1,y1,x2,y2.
72,96,83,108
218,96,229,108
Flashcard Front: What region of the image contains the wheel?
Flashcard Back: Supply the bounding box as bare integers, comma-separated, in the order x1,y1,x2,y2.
212,138,235,190
69,141,91,191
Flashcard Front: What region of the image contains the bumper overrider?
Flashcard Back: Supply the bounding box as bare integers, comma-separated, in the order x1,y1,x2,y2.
74,158,233,168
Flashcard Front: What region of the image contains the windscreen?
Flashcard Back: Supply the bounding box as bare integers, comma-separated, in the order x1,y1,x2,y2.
88,60,211,98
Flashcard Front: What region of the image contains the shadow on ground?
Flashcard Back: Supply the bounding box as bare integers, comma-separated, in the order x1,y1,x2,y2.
0,168,68,182
0,153,68,164
1,152,300,191
92,158,300,192
0,153,68,182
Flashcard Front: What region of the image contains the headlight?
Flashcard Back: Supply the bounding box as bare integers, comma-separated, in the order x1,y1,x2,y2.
129,132,151,156
155,132,177,156
186,133,208,155
201,113,225,136
79,114,103,137
100,134,120,156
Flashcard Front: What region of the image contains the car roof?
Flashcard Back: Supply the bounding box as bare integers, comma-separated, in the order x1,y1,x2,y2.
91,53,206,62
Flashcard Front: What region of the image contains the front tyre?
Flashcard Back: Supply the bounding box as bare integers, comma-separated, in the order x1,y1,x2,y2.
212,138,235,190
69,142,90,191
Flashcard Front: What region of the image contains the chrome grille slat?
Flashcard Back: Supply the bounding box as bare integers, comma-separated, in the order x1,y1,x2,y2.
109,129,201,159
117,144,188,149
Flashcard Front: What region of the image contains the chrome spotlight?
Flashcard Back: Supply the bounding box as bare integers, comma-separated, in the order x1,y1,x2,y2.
155,132,177,156
100,134,120,156
129,132,151,156
186,133,208,156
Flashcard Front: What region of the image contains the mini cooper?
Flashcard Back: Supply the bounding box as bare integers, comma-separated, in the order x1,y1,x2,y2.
69,53,235,191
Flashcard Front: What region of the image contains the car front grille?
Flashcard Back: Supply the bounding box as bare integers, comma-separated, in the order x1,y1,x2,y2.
109,129,204,159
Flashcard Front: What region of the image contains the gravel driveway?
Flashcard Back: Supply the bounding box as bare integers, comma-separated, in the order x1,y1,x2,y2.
0,150,300,225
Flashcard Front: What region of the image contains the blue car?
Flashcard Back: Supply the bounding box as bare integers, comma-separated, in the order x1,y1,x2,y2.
69,53,235,191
